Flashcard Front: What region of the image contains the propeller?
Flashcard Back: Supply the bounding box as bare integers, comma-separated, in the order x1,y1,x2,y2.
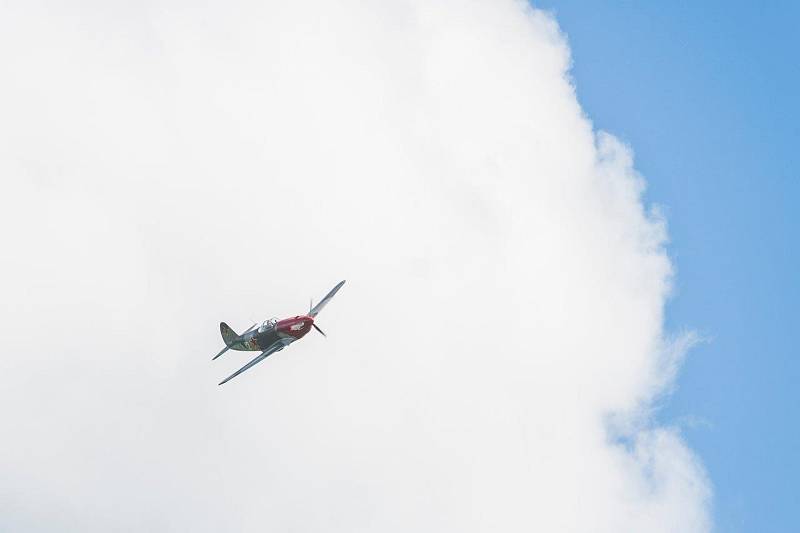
312,323,326,337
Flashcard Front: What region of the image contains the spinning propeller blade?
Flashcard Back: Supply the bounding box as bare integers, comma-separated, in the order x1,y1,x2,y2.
312,323,326,337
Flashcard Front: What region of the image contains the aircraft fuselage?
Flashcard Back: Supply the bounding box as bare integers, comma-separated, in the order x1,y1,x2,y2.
229,315,314,351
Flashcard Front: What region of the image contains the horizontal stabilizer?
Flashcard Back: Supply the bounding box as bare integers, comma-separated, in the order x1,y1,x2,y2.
212,346,230,361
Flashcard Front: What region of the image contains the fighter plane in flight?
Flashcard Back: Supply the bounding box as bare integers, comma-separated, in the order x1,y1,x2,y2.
213,280,345,385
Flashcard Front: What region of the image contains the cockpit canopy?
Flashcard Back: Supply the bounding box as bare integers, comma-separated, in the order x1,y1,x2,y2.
258,317,279,333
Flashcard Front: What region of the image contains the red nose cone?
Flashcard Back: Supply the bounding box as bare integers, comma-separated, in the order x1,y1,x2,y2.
276,315,314,339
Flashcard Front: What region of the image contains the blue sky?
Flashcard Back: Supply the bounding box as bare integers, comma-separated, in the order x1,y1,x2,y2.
0,2,792,530
534,1,799,531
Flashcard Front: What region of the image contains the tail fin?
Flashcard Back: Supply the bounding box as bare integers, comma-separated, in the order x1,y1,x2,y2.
220,322,239,347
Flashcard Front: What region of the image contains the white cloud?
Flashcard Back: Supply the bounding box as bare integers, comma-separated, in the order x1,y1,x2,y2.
0,1,710,531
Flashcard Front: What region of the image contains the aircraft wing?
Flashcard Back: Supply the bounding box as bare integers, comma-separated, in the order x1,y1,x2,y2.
218,338,292,385
309,280,346,318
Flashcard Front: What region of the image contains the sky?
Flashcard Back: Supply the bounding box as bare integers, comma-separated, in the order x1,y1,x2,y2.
0,1,795,531
532,2,799,531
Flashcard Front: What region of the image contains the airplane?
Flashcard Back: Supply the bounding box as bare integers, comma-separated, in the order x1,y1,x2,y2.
213,280,345,385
